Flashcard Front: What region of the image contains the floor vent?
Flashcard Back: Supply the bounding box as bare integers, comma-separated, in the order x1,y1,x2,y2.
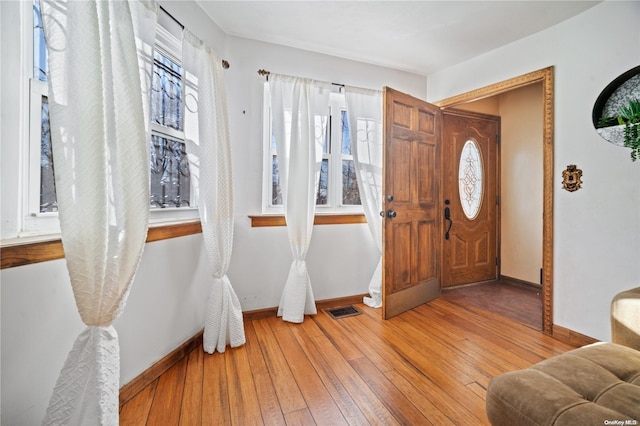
326,305,362,319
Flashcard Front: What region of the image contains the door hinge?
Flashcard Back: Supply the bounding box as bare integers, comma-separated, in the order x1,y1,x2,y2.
496,195,500,206
496,134,500,144
496,257,500,266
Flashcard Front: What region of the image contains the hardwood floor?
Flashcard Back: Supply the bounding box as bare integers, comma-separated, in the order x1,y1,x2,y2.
442,278,543,330
120,297,576,425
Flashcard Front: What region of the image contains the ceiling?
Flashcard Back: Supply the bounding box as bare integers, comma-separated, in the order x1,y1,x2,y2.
197,1,600,76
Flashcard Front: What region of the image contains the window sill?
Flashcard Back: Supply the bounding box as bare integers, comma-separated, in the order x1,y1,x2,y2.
249,213,367,227
0,221,202,270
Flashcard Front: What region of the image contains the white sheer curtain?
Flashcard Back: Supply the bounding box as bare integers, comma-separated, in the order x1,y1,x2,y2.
182,30,244,353
269,75,332,323
40,1,157,424
345,87,384,308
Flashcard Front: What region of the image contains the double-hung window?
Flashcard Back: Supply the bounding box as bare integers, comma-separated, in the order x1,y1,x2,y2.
26,4,198,236
263,85,361,214
149,13,196,216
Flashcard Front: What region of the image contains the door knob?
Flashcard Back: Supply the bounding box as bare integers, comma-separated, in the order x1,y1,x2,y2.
386,194,394,202
386,210,397,219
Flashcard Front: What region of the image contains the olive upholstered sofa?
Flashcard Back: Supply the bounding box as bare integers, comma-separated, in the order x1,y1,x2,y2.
485,287,640,425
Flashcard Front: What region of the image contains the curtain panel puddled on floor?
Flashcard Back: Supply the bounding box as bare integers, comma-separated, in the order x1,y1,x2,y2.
269,75,332,323
182,30,244,353
40,1,157,424
345,88,384,308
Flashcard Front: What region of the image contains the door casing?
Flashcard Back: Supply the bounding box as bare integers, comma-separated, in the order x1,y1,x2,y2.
434,66,554,334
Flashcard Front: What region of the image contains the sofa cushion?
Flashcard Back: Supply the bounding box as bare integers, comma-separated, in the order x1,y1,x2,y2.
612,287,640,351
486,343,640,425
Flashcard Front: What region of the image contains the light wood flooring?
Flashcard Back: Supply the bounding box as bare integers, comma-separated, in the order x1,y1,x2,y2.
120,296,577,425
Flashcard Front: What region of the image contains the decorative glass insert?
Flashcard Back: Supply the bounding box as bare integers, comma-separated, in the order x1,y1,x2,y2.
458,139,483,220
150,135,191,208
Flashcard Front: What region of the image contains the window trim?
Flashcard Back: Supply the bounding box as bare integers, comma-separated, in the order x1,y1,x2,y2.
249,213,366,228
0,221,203,269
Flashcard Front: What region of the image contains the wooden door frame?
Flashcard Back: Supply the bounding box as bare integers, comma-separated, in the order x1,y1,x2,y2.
434,66,554,335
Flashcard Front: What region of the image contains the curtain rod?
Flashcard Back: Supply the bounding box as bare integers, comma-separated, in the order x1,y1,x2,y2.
160,5,230,69
257,69,343,87
257,69,383,94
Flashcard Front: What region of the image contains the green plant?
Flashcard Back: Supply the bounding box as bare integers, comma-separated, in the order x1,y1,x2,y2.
618,98,640,161
597,98,640,161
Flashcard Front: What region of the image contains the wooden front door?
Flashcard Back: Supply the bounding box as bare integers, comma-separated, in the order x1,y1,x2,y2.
382,87,442,319
442,109,500,287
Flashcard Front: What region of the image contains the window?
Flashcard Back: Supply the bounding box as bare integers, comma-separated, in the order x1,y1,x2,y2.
26,4,197,236
23,0,59,235
149,35,193,210
263,86,361,213
32,1,58,213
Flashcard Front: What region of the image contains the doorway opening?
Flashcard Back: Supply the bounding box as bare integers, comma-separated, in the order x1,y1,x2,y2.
434,67,554,334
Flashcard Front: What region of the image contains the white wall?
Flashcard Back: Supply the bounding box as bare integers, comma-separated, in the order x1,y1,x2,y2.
0,1,427,424
1,235,211,425
499,84,544,284
428,1,640,341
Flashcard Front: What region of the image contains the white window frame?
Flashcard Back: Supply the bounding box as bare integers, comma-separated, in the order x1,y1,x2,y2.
147,18,199,221
23,1,58,237
262,84,363,215
21,4,199,238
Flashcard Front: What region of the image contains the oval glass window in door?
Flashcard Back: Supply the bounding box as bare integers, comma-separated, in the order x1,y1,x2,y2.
458,139,483,220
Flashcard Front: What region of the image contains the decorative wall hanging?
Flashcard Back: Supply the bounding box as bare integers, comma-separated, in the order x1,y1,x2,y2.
592,65,640,161
562,165,583,192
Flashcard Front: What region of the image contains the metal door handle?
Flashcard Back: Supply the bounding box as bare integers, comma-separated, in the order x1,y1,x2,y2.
444,206,452,240
387,210,397,219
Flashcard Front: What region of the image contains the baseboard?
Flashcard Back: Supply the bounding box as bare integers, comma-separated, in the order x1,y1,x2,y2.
119,329,204,408
119,293,369,407
551,324,599,347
